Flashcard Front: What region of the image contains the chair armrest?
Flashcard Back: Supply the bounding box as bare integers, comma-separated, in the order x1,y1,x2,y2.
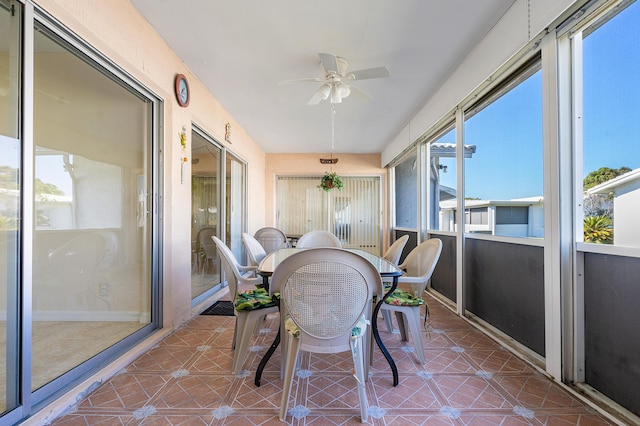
238,265,257,273
397,275,427,285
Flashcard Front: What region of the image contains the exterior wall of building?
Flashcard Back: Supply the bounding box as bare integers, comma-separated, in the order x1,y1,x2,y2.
613,179,640,247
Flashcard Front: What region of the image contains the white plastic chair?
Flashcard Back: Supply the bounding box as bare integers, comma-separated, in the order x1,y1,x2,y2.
212,236,279,374
271,248,382,422
296,230,342,248
381,235,409,332
380,238,442,364
254,227,288,254
242,232,267,267
383,234,409,266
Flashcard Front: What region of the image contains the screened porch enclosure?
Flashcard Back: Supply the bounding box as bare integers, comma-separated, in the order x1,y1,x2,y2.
276,176,381,253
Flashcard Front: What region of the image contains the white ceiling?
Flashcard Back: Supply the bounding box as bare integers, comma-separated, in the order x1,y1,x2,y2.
130,0,516,154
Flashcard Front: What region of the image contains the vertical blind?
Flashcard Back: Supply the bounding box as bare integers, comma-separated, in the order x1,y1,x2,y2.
276,176,381,254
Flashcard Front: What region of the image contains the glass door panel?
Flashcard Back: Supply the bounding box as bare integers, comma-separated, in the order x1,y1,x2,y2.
0,0,21,414
191,130,221,299
225,154,245,261
31,27,152,391
276,176,380,254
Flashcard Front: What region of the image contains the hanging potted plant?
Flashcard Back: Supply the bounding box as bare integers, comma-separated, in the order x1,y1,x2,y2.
318,171,344,192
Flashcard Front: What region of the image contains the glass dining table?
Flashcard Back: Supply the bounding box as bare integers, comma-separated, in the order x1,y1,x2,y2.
253,247,402,387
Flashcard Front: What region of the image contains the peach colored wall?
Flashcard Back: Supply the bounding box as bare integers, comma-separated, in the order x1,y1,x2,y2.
264,153,390,250
37,0,267,328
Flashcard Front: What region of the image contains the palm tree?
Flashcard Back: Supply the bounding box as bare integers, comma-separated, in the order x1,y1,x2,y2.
583,215,613,244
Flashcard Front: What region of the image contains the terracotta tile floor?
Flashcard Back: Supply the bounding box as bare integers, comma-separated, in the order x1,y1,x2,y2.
51,294,615,425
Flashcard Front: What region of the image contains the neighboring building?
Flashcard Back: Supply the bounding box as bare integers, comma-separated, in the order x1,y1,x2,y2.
428,143,476,230
439,196,544,238
588,167,640,247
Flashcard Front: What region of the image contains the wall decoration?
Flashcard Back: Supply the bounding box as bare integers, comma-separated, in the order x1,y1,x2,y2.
225,122,232,143
180,126,188,184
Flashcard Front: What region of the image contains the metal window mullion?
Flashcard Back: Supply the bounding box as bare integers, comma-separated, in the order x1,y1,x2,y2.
21,0,35,414
455,107,465,316
542,30,564,381
569,29,585,384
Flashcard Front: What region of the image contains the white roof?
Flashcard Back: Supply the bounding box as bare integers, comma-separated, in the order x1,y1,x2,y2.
587,168,640,194
440,196,543,209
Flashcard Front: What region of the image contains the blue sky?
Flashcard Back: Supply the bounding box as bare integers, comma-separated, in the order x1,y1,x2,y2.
439,1,639,201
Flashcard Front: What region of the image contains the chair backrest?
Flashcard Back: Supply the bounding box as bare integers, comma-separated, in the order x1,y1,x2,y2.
398,238,443,293
198,227,217,259
254,227,287,254
296,230,342,248
242,232,267,266
272,248,382,351
383,234,409,266
212,236,241,300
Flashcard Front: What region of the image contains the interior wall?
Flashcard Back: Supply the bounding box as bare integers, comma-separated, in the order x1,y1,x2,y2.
36,0,267,328
382,0,579,165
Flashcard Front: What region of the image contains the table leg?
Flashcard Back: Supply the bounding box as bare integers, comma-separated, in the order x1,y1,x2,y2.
372,276,399,386
260,275,269,290
254,328,280,387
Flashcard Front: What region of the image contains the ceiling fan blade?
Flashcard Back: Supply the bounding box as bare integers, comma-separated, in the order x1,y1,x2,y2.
346,66,390,80
306,84,331,105
346,83,371,100
318,53,339,74
278,77,324,85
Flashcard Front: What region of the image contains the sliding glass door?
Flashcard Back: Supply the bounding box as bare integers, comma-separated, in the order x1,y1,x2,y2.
0,7,161,420
276,175,381,254
0,0,21,417
191,128,222,301
31,24,155,393
226,153,246,261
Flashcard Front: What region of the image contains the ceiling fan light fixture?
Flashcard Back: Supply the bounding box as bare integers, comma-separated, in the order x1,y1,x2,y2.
287,53,389,105
337,82,350,98
330,84,342,104
319,83,331,100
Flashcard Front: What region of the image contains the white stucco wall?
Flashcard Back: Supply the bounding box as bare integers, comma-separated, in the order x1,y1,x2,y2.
613,180,640,247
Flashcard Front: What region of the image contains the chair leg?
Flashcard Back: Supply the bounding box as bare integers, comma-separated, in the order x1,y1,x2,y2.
354,340,369,422
382,309,395,333
395,311,408,341
232,313,256,374
231,318,238,350
280,315,288,380
407,307,426,364
279,333,301,422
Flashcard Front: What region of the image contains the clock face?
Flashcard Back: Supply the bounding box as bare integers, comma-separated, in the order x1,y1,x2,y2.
175,74,190,107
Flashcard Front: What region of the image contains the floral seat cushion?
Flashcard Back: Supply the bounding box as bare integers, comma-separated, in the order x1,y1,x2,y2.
285,314,368,339
384,287,424,306
235,288,279,311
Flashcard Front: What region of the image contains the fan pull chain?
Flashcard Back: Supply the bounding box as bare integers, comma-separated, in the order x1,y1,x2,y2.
330,103,336,170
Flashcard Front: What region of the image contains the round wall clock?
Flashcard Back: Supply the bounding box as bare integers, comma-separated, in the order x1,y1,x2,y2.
175,74,190,107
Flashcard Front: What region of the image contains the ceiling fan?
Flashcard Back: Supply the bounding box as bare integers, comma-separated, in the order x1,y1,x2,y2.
280,53,389,105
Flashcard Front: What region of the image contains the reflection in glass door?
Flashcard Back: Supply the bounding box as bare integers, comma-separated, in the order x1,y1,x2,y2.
31,25,153,392
0,0,21,416
191,129,221,300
